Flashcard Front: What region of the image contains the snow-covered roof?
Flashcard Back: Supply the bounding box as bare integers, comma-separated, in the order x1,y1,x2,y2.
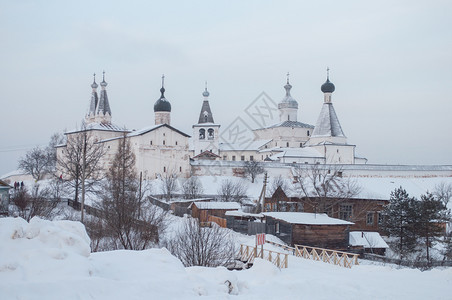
66,122,127,134
220,139,272,151
128,124,190,138
269,147,324,160
192,201,241,210
349,231,389,248
225,211,264,218
263,212,354,225
311,103,345,138
256,120,314,130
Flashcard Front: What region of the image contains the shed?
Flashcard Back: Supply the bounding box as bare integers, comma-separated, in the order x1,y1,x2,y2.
349,231,389,256
190,201,241,223
264,212,354,250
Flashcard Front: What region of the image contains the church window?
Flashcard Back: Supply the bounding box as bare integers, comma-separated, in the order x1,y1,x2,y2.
286,142,289,147
175,141,178,145
163,167,166,173
223,155,227,160
179,166,182,172
232,156,236,161
307,130,310,136
199,129,205,140
150,141,153,145
208,128,214,140
163,140,166,145
250,156,254,161
163,133,165,136
241,155,245,161
337,149,339,153
108,146,110,149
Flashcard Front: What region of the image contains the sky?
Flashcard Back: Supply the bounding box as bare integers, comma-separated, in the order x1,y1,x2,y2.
1,0,451,176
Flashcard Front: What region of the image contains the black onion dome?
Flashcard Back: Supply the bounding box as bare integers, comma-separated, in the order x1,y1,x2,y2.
321,78,335,93
154,87,171,112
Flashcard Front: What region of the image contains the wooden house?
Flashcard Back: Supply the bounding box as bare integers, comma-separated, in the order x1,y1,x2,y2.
190,201,241,224
265,186,388,233
264,212,354,250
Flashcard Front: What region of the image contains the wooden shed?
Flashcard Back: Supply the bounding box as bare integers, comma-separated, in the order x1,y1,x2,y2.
264,212,354,250
190,201,241,224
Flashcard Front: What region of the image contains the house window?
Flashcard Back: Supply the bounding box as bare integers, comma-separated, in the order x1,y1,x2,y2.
340,204,353,221
241,155,245,161
199,129,205,140
300,143,302,147
367,212,374,225
207,128,214,140
265,203,271,211
223,155,227,160
250,156,254,161
232,156,236,161
337,171,343,177
378,213,384,225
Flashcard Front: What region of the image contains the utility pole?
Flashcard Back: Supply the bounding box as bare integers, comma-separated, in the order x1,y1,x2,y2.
257,172,268,213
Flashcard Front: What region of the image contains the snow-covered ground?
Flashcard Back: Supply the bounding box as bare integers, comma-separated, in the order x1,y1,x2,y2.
1,217,451,300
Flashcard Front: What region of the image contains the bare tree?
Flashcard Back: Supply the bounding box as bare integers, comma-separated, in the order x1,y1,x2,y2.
433,182,452,207
182,176,204,199
11,184,59,221
46,132,66,172
217,179,248,203
165,218,236,267
160,169,179,201
244,160,265,183
96,135,167,250
267,174,291,196
18,147,50,181
57,121,105,221
293,164,363,219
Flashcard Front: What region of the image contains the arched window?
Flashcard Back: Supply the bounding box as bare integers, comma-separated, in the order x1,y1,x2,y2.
199,128,205,140
163,166,166,173
286,142,289,147
207,128,214,140
163,140,166,145
307,130,310,136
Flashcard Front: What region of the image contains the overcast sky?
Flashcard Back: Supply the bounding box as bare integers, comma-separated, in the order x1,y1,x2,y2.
1,0,451,176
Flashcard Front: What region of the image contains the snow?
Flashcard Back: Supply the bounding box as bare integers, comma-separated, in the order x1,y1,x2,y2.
1,217,452,299
192,201,241,210
349,231,389,249
225,211,264,218
263,212,354,225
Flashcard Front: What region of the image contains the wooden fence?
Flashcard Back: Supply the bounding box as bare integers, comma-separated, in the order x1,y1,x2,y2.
239,244,288,269
294,244,359,268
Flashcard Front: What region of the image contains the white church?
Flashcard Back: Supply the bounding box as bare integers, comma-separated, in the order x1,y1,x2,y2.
55,71,452,182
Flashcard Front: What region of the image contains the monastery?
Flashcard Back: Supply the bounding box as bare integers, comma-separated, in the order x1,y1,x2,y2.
56,71,452,181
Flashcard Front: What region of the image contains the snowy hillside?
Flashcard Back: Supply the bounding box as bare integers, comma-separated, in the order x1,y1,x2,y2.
1,217,451,299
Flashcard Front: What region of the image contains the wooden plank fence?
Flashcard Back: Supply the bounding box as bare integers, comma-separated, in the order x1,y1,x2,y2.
294,244,359,268
239,244,288,269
